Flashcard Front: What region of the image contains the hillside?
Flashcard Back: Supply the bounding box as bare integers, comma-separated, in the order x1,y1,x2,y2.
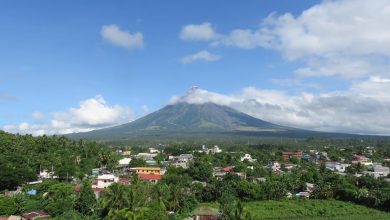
68,102,343,141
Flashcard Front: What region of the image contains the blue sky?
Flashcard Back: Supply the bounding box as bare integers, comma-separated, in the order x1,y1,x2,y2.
2,0,390,135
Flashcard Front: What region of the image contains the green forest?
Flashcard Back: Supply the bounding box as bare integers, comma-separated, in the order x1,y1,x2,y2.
1,131,390,219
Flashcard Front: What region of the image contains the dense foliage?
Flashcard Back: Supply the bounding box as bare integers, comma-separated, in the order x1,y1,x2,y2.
1,131,390,219
0,131,116,191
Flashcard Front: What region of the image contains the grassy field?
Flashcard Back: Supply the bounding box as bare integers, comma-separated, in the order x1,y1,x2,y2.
198,199,390,220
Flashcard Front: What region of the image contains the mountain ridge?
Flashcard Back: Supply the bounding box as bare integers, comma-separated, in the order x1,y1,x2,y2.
67,102,343,141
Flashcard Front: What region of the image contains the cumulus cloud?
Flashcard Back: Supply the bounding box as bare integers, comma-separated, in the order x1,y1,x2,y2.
101,24,144,50
182,0,390,79
180,22,219,41
180,50,220,64
3,95,134,136
169,86,390,135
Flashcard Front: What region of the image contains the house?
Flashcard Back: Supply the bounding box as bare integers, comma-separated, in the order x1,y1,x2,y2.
365,147,376,155
383,159,390,167
136,153,158,161
169,154,194,169
302,153,311,161
92,168,100,176
282,151,303,160
351,155,372,166
118,158,131,167
38,169,58,179
241,154,257,162
211,145,222,153
138,173,162,184
145,160,158,166
306,183,316,192
192,206,220,220
249,177,266,183
213,166,245,180
27,180,43,185
295,191,310,198
272,169,284,175
133,167,161,175
267,161,281,170
200,145,222,154
22,211,50,220
364,165,390,178
121,150,131,156
325,162,350,172
2,186,22,197
149,147,160,153
119,177,131,185
5,216,25,220
94,174,119,189
281,163,297,171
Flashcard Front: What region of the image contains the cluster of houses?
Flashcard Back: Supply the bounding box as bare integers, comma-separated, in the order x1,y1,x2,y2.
2,145,390,219
76,147,198,198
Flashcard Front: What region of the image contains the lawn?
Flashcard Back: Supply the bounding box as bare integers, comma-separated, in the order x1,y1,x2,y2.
198,199,390,220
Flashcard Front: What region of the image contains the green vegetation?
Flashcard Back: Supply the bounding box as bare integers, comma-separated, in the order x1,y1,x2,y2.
199,200,390,220
1,130,390,219
0,131,116,191
247,200,390,220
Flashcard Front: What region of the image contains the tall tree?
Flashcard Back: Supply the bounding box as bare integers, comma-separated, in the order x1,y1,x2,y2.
102,183,130,211
76,180,97,215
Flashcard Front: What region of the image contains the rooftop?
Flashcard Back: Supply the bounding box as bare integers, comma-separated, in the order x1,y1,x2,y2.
139,173,162,180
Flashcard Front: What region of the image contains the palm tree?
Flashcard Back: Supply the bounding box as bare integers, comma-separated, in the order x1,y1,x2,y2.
107,207,151,220
155,183,169,210
102,183,130,211
169,185,181,212
12,194,26,220
233,200,253,220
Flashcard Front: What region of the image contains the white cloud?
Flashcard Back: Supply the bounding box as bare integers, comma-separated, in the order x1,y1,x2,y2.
180,50,220,64
180,22,219,41
219,28,272,49
101,24,144,50
32,111,45,120
182,0,390,79
169,86,390,135
3,95,134,136
18,122,29,131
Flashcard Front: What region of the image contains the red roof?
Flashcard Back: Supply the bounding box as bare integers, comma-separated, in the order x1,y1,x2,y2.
22,211,50,220
139,173,162,180
119,178,130,185
223,166,234,172
74,184,81,192
353,154,367,159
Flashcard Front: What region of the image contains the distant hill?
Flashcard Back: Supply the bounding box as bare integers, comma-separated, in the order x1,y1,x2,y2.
68,102,351,141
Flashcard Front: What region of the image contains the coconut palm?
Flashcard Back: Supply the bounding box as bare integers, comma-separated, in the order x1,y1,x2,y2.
102,183,130,211
169,184,181,212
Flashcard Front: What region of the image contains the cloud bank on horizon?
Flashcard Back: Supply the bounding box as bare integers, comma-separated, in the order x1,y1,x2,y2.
169,85,390,135
3,96,134,136
3,0,390,136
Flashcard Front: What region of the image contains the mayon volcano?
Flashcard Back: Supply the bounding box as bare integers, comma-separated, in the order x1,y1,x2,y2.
68,87,345,140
